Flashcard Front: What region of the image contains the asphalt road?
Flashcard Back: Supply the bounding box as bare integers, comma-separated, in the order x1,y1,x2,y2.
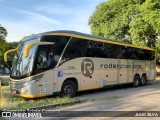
43,77,160,120
76,77,160,103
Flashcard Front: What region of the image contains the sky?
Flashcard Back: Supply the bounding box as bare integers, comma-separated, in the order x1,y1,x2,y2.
0,0,105,42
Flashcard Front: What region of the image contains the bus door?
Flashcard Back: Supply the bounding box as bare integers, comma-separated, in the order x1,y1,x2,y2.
33,45,55,95
118,59,129,83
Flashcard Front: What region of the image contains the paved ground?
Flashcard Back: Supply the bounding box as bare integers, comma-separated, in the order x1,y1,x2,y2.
76,77,160,102
44,77,160,119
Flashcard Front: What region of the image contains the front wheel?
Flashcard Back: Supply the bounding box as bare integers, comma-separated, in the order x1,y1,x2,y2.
133,75,140,87
61,80,77,97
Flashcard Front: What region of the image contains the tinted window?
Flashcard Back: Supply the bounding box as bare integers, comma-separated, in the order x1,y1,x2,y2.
151,51,155,60
61,37,155,62
33,45,54,74
35,46,48,70
123,47,155,60
62,38,87,62
112,45,125,59
131,48,139,59
33,36,70,74
62,38,107,61
143,50,155,60
86,40,104,57
121,46,130,59
41,35,70,55
102,43,113,58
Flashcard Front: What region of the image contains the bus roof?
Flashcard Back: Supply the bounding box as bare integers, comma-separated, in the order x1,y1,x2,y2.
32,30,154,51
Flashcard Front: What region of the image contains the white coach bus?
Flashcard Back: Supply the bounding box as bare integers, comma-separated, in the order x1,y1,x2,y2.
4,31,156,98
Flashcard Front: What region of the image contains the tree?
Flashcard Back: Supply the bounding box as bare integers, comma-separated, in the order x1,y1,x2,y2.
0,24,7,39
0,24,9,71
0,25,33,72
0,25,20,71
0,42,20,71
0,24,7,56
89,0,160,58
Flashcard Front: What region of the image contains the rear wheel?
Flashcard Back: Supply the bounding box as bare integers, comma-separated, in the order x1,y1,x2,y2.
133,75,140,87
61,80,77,97
140,75,146,86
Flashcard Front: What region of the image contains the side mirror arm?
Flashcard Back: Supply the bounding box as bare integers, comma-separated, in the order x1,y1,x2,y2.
4,49,17,62
24,42,55,58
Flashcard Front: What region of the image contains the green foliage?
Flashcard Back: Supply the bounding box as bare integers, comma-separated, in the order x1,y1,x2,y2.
0,25,8,69
0,24,7,56
1,86,77,110
0,24,20,71
0,42,19,71
0,77,9,86
0,24,7,36
0,24,33,71
89,0,160,59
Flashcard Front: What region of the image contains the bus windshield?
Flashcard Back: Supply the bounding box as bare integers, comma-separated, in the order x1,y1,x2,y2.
11,38,38,79
10,35,71,79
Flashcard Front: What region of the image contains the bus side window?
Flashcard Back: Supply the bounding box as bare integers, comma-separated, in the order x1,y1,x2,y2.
61,38,87,62
36,48,48,70
86,41,104,58
112,45,123,59
33,45,53,74
86,41,95,57
102,43,113,58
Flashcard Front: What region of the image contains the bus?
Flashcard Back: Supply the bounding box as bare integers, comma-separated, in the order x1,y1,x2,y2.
4,30,156,98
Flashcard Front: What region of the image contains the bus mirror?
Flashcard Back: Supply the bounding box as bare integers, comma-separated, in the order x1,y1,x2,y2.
24,42,55,58
4,49,17,62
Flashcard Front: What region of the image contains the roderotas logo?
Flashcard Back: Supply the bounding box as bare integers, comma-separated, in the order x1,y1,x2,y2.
81,58,94,77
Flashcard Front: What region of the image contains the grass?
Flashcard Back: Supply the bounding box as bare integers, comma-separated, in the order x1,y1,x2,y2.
0,78,9,86
0,86,78,110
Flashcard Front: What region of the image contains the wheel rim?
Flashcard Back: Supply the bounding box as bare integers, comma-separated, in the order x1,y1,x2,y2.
134,76,139,86
64,84,74,95
135,79,139,86
141,77,146,85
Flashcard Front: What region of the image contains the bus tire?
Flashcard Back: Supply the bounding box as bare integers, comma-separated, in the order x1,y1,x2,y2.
61,80,77,97
140,75,146,86
133,75,140,87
